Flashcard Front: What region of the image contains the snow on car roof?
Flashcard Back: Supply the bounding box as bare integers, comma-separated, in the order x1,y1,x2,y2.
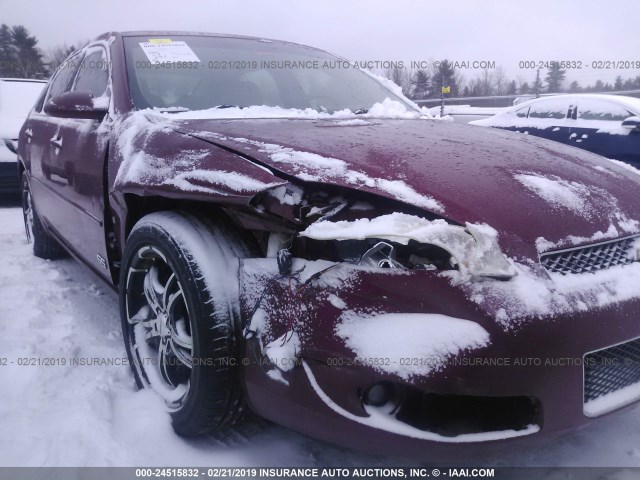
511,93,640,114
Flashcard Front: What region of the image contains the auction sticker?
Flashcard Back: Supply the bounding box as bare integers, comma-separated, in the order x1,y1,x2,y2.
139,40,200,64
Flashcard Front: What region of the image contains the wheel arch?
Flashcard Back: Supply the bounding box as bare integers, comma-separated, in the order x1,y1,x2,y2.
109,193,264,288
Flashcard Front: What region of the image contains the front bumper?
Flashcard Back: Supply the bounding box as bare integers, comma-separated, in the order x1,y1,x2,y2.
239,258,640,459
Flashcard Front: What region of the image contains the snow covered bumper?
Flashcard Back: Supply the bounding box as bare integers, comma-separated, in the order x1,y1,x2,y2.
238,257,640,458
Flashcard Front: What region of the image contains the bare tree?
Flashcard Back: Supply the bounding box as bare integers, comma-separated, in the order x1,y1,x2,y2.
45,39,88,72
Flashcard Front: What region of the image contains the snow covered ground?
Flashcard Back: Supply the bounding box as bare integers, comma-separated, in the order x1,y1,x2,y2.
1,205,640,469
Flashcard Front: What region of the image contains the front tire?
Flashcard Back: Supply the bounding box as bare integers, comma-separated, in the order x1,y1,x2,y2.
120,211,250,436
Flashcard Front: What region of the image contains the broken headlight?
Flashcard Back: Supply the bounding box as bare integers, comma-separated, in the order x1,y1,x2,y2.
299,213,517,280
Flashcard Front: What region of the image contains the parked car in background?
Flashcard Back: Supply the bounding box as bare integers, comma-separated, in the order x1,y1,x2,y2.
470,94,640,165
17,32,640,459
0,79,47,199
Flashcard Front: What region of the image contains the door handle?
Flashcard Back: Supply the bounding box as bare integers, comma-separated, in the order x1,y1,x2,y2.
49,136,63,150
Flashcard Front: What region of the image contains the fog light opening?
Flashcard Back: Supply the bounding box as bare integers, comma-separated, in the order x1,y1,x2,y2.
363,382,395,407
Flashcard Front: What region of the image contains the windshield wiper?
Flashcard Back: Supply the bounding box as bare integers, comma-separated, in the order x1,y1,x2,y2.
214,104,244,109
156,107,191,113
354,108,369,115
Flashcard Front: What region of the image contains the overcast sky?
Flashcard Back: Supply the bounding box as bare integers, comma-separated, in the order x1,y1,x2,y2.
2,0,639,87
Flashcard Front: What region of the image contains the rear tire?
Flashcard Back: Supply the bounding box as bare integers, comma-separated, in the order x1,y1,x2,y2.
21,173,67,260
120,211,251,436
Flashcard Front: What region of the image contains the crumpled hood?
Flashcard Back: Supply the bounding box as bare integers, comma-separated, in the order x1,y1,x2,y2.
173,117,640,259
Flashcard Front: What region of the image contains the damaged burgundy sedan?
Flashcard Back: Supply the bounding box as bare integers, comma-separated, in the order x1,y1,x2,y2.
18,32,640,458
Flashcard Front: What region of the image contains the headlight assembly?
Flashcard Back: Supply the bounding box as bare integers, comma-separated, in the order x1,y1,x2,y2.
299,213,517,280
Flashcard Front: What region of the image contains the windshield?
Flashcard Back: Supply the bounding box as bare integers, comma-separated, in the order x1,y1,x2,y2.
123,35,415,115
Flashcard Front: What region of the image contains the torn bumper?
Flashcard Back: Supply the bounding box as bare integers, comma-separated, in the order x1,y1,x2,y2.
238,258,640,458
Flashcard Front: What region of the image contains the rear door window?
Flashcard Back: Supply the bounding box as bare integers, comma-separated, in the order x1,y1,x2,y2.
528,100,571,120
577,99,632,121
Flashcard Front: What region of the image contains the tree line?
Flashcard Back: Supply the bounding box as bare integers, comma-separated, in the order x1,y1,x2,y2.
2,24,640,101
385,60,640,100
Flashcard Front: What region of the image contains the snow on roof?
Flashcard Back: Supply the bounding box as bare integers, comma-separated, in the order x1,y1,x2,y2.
508,93,640,114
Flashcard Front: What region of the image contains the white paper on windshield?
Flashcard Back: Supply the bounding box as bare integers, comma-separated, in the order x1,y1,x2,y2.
139,40,201,64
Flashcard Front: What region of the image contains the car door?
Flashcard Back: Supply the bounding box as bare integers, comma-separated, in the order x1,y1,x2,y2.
521,98,574,144
570,98,638,162
27,51,84,231
45,45,113,276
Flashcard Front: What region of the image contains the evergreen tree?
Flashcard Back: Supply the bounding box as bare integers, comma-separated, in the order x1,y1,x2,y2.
432,60,458,97
519,82,530,94
614,76,623,91
532,70,544,97
569,81,581,92
0,24,15,77
545,62,566,93
410,69,430,99
10,25,47,78
506,80,517,95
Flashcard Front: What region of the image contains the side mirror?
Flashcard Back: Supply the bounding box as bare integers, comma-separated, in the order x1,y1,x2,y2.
44,91,108,119
622,116,640,131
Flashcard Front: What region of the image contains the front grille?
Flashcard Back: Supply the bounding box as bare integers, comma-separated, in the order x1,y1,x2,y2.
540,235,639,275
584,337,640,405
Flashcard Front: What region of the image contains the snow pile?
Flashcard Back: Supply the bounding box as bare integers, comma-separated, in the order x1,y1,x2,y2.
335,312,490,379
231,139,444,212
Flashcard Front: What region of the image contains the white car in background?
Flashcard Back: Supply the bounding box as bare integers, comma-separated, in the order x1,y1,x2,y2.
470,94,640,166
0,79,47,199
